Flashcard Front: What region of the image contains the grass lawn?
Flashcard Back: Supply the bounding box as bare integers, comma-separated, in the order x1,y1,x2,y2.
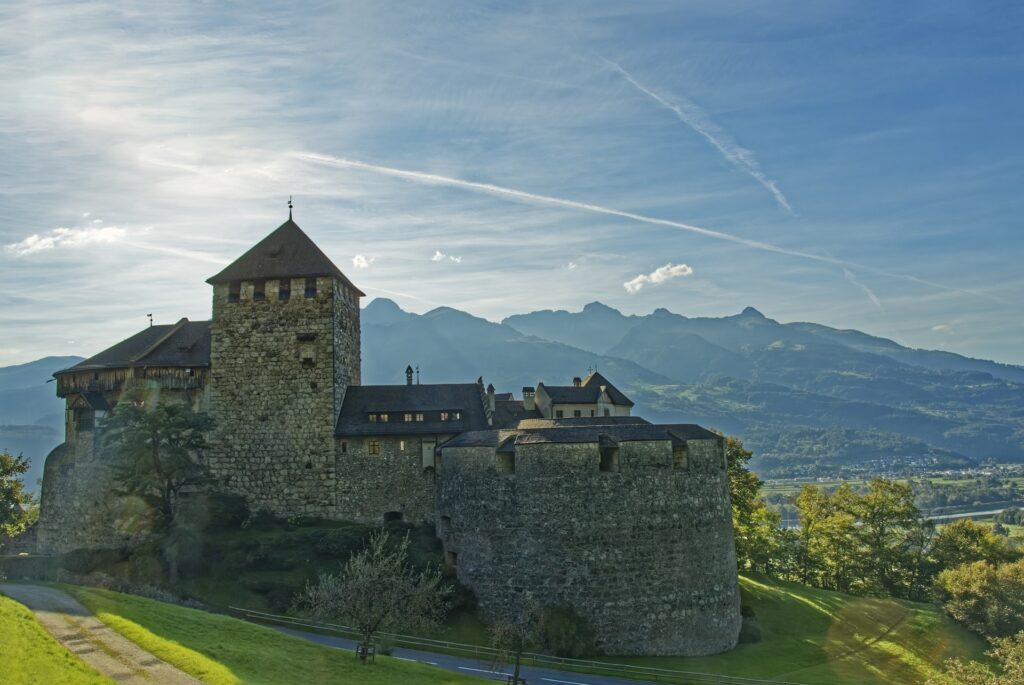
61,585,484,685
605,574,987,685
0,593,112,685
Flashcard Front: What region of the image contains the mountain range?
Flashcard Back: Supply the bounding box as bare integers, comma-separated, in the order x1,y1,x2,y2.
3,301,1022,493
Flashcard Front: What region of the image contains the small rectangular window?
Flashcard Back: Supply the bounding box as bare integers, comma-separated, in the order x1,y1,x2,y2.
673,446,688,470
604,408,611,417
279,280,291,301
590,410,595,417
228,282,241,303
415,413,424,422
555,410,564,418
341,441,348,453
253,280,266,301
400,440,406,451
368,440,381,455
574,410,582,418
369,414,377,423
379,413,389,423
404,413,413,422
453,411,461,420
305,277,317,298
440,412,449,421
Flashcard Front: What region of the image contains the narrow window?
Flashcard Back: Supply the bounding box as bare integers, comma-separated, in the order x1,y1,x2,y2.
604,409,611,417
574,409,582,418
228,281,241,303
440,412,449,421
415,413,424,422
555,410,564,418
379,413,389,423
673,445,688,470
453,411,461,420
253,280,266,301
599,446,619,472
305,277,317,298
279,280,291,301
368,440,381,455
341,441,348,453
496,452,515,474
369,414,377,423
400,440,406,451
404,413,413,422
590,410,595,417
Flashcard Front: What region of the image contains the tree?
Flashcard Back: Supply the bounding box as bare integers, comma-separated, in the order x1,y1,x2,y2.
935,559,1024,638
298,530,450,663
491,602,543,685
932,520,1018,571
852,479,926,596
722,435,788,573
0,450,34,540
102,398,213,531
927,631,1024,685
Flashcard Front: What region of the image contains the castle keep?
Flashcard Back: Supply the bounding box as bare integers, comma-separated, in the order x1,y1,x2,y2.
38,215,742,655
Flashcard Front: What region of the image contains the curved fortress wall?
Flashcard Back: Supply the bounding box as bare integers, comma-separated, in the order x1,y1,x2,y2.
436,433,742,656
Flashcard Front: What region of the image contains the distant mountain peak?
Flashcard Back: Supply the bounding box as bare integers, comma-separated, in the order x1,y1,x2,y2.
739,306,766,319
582,301,620,315
362,298,409,326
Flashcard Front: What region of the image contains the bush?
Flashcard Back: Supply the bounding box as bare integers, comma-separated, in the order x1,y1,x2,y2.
201,492,250,531
539,605,598,657
738,616,762,644
60,547,128,575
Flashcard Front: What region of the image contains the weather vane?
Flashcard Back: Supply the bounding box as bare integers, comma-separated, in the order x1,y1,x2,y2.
288,195,293,220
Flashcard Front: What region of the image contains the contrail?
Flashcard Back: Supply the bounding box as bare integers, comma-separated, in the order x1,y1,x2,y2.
843,267,883,311
603,58,794,215
293,151,1000,302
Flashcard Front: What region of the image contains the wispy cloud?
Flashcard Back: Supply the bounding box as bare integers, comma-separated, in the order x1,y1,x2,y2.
431,250,462,264
295,152,996,302
624,263,693,294
352,254,374,269
603,58,793,215
931,323,952,333
6,224,127,255
842,267,883,310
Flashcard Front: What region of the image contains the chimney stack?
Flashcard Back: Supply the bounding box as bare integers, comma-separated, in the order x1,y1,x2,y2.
572,376,582,387
405,365,414,386
487,383,496,412
522,386,535,411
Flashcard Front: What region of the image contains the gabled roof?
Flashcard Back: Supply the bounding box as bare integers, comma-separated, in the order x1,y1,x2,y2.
56,319,211,375
335,383,490,436
206,218,364,295
536,372,634,408
440,422,720,448
491,399,542,428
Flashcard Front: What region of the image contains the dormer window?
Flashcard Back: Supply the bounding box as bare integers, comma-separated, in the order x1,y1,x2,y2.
404,413,413,422
253,280,266,301
369,414,377,423
440,412,449,421
279,279,291,301
305,277,317,298
228,281,241,303
379,413,389,423
415,413,424,422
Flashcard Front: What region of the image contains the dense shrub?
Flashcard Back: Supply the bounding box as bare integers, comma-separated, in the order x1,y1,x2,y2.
539,605,598,657
60,547,128,575
936,559,1024,637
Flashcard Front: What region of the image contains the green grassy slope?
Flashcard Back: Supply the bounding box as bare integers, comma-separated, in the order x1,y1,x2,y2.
610,574,987,685
0,593,112,685
62,585,484,685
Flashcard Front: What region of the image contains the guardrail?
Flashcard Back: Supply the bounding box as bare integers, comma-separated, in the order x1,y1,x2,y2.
229,605,808,685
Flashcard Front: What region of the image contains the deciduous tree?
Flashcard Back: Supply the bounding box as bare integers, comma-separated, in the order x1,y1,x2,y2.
0,450,33,540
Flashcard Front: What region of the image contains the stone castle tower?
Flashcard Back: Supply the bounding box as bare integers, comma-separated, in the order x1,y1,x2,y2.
205,216,362,517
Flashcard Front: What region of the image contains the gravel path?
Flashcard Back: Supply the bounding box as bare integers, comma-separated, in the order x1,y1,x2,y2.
0,584,203,684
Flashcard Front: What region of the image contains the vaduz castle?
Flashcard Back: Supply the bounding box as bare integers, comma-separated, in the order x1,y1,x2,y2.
38,214,741,655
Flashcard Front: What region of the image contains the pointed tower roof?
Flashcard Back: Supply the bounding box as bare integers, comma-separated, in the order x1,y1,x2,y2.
206,218,364,295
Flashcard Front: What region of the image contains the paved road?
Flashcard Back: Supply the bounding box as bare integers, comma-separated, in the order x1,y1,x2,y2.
271,625,681,685
0,584,202,685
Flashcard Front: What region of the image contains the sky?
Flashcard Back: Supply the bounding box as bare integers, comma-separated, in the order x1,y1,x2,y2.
1,1,1022,367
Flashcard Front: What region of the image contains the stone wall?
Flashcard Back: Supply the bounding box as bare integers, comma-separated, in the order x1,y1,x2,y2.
435,436,741,656
207,276,360,518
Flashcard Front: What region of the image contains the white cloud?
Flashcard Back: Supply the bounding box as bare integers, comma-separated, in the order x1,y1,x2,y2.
566,261,578,270
352,254,374,269
624,262,693,294
5,225,127,256
432,250,462,264
931,323,952,333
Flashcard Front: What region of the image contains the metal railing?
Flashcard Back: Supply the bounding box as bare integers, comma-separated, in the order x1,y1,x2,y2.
228,605,808,685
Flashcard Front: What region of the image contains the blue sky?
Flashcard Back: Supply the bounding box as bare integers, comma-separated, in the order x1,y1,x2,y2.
2,2,1022,366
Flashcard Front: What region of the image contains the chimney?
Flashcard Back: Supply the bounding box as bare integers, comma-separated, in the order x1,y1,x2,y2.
405,365,414,386
573,376,582,387
522,386,535,411
487,383,496,412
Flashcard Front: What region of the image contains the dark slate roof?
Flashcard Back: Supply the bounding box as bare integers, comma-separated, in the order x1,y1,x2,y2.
491,400,542,428
441,422,720,449
335,383,490,436
56,319,211,374
537,372,634,407
206,218,364,295
515,416,649,429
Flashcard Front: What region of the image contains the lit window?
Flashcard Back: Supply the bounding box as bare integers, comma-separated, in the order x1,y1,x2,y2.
369,414,377,423
440,412,449,421
415,413,424,422
368,440,381,455
404,413,413,422
453,411,461,420
400,440,406,451
379,414,389,423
